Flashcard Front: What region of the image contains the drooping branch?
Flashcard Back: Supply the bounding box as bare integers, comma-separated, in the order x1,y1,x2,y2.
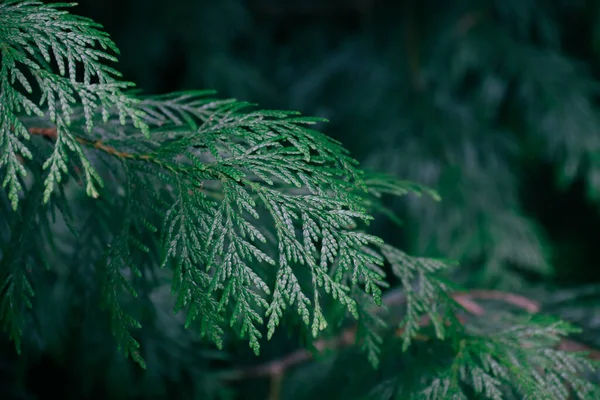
25,131,599,398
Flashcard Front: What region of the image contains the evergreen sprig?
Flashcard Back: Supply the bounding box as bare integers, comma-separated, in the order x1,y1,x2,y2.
0,0,146,210
0,2,598,398
0,1,393,363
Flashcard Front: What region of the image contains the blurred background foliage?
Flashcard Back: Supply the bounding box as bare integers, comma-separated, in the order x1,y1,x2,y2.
3,0,600,398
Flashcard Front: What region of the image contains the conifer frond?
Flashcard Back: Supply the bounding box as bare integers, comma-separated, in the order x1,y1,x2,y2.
160,179,224,349
0,260,33,353
137,93,390,350
416,315,600,400
0,183,44,353
361,171,441,226
96,178,146,368
98,227,145,368
381,244,458,349
353,289,387,368
0,0,146,209
138,90,231,129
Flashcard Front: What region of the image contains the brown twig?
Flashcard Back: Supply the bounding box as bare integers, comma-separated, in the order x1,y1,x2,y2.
464,289,540,313
221,328,357,382
28,127,145,160
268,370,284,400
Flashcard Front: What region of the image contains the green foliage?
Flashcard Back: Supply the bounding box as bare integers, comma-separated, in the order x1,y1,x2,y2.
382,245,459,350
415,316,600,400
0,0,402,366
0,0,146,209
0,2,599,399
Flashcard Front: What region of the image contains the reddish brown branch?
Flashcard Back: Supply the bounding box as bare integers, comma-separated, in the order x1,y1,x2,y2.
464,290,540,313
222,328,357,382
28,126,148,160
28,127,59,140
268,371,284,400
222,289,600,388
